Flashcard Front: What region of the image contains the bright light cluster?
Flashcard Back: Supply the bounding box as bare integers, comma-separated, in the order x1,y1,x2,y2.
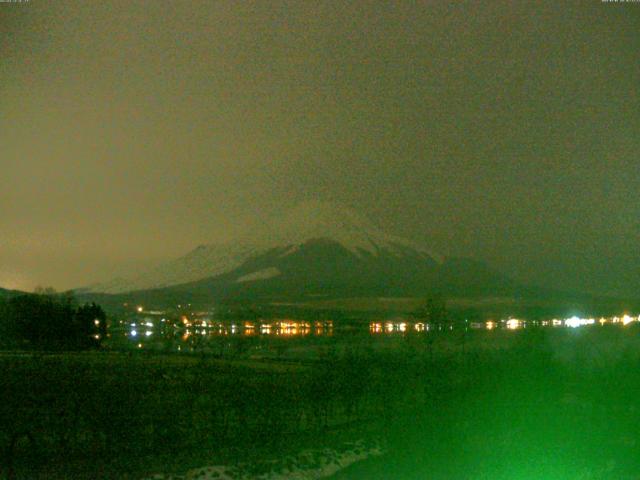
496,313,639,330
564,316,595,328
505,318,522,330
622,314,637,326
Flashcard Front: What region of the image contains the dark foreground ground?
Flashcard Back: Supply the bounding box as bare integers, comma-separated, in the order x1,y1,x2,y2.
333,326,640,480
3,324,640,479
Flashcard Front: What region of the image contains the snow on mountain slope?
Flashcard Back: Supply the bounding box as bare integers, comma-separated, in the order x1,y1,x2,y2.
86,200,441,294
236,267,281,283
87,240,266,293
271,200,441,260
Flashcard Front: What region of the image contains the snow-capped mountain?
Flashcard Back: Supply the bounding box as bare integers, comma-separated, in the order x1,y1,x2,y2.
86,200,442,294
79,201,634,311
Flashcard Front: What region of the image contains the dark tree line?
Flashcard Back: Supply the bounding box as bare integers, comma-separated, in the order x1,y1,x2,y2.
0,290,106,350
413,296,448,324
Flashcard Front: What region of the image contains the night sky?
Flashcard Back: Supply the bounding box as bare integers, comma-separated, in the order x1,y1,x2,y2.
1,1,639,296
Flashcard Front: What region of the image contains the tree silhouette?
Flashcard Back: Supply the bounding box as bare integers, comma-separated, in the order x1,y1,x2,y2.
1,291,107,350
414,296,448,325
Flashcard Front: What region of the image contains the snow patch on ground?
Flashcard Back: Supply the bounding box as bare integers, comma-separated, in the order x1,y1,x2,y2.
140,440,382,480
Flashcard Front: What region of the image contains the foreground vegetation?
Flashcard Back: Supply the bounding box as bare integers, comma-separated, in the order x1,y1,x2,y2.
0,348,395,479
0,290,106,350
2,325,640,479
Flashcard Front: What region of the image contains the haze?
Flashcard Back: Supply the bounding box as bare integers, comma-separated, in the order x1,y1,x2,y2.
1,1,638,296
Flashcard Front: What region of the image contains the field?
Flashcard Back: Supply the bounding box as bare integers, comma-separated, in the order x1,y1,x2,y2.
3,324,640,479
0,348,402,479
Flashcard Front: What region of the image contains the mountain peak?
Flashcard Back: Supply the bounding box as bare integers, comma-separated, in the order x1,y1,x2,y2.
284,199,374,230
262,200,378,249
85,200,441,293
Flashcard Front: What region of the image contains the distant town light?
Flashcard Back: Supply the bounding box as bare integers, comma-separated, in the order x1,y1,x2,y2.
564,316,594,328
506,319,521,330
137,306,143,313
565,316,582,328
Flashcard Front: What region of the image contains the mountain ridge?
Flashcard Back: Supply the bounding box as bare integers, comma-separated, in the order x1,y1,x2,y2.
86,200,442,294
83,200,590,313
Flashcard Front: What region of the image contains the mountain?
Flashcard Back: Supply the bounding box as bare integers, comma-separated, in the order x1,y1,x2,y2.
87,200,443,294
137,241,518,303
81,201,638,315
